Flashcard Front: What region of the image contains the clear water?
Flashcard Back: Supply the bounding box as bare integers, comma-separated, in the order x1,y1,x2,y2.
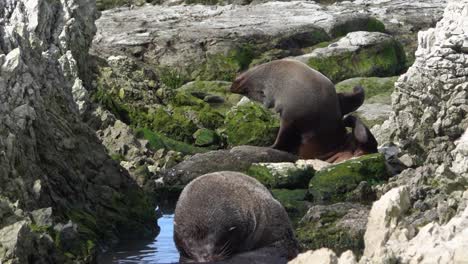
100,214,179,264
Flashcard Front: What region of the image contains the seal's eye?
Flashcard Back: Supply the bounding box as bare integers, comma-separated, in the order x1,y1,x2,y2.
228,226,236,232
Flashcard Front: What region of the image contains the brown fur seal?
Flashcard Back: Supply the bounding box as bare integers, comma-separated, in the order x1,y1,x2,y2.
230,59,376,162
174,171,299,263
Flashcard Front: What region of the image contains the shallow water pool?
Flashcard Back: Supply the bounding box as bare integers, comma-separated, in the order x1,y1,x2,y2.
100,214,179,264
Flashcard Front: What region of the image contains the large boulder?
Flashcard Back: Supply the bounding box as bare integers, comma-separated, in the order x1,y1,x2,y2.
381,0,468,165
0,0,157,262
308,153,389,204
296,203,369,256
296,32,406,83
157,146,297,186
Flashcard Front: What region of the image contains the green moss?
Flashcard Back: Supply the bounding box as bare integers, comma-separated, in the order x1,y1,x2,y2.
335,76,399,104
307,40,406,83
308,153,389,203
158,66,189,90
247,163,314,189
170,92,206,109
29,224,50,233
330,17,386,38
249,49,294,67
271,189,309,226
199,45,257,81
178,81,243,113
110,153,125,162
136,128,208,155
221,102,280,147
150,107,199,143
296,220,364,256
198,105,225,129
193,128,219,147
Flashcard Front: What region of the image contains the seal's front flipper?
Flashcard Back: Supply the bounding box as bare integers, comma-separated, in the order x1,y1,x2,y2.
271,120,300,153
338,85,365,115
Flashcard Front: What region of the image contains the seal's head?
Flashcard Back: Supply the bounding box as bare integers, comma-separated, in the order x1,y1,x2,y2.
327,115,378,163
230,71,266,103
174,222,246,263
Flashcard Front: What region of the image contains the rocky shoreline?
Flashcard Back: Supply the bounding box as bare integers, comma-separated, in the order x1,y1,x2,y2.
1,0,466,263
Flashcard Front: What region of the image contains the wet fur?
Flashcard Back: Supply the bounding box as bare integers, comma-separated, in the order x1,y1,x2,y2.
174,172,299,263
231,59,376,161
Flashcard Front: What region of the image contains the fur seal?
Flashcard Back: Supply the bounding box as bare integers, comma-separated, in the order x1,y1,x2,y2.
230,59,376,162
174,171,299,263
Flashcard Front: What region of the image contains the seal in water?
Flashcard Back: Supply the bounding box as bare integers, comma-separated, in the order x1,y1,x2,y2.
230,59,376,162
173,171,299,263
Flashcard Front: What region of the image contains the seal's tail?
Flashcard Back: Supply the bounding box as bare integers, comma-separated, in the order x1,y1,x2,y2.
337,85,365,115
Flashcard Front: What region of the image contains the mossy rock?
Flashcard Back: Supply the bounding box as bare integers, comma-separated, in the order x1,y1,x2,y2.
271,189,309,226
308,153,389,203
197,45,257,81
307,37,406,83
335,76,399,104
247,162,314,189
330,17,386,38
295,203,368,257
149,107,198,143
193,128,219,147
249,49,296,68
135,128,208,155
222,102,280,147
178,81,243,112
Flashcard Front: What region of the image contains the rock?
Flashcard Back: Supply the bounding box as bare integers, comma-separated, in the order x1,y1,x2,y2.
296,159,331,171
335,76,399,104
296,203,369,256
221,101,280,147
288,249,357,264
93,1,445,76
193,128,220,147
159,145,297,186
296,32,406,83
288,248,338,264
450,129,468,179
308,153,389,203
179,81,242,110
363,186,411,260
271,189,310,225
92,1,445,82
387,0,468,166
0,0,157,262
247,162,314,189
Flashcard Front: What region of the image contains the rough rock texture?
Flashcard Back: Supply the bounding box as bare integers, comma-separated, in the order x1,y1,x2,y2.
92,0,445,79
296,203,369,256
0,0,157,263
379,0,468,164
296,31,406,83
158,145,297,186
288,1,467,263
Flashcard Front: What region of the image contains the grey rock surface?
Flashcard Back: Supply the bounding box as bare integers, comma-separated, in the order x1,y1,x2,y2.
0,0,157,262
160,145,298,185
92,0,446,78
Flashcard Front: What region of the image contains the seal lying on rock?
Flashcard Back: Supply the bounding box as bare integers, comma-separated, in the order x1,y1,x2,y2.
230,59,376,162
174,171,299,263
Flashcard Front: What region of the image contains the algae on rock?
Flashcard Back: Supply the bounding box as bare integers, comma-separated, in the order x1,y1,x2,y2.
222,101,280,147
308,153,389,203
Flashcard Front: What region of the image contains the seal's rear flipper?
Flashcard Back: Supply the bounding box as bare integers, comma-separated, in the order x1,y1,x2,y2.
338,85,365,115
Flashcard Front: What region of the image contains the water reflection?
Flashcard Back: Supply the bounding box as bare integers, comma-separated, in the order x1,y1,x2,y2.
100,214,179,264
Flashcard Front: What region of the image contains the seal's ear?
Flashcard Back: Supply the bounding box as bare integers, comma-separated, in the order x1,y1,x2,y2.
344,115,378,153
338,86,365,116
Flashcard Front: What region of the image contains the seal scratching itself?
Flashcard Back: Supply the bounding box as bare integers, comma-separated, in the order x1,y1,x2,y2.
230,59,376,162
174,171,299,263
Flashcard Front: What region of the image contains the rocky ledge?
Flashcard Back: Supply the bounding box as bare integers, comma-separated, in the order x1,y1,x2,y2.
0,0,157,263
